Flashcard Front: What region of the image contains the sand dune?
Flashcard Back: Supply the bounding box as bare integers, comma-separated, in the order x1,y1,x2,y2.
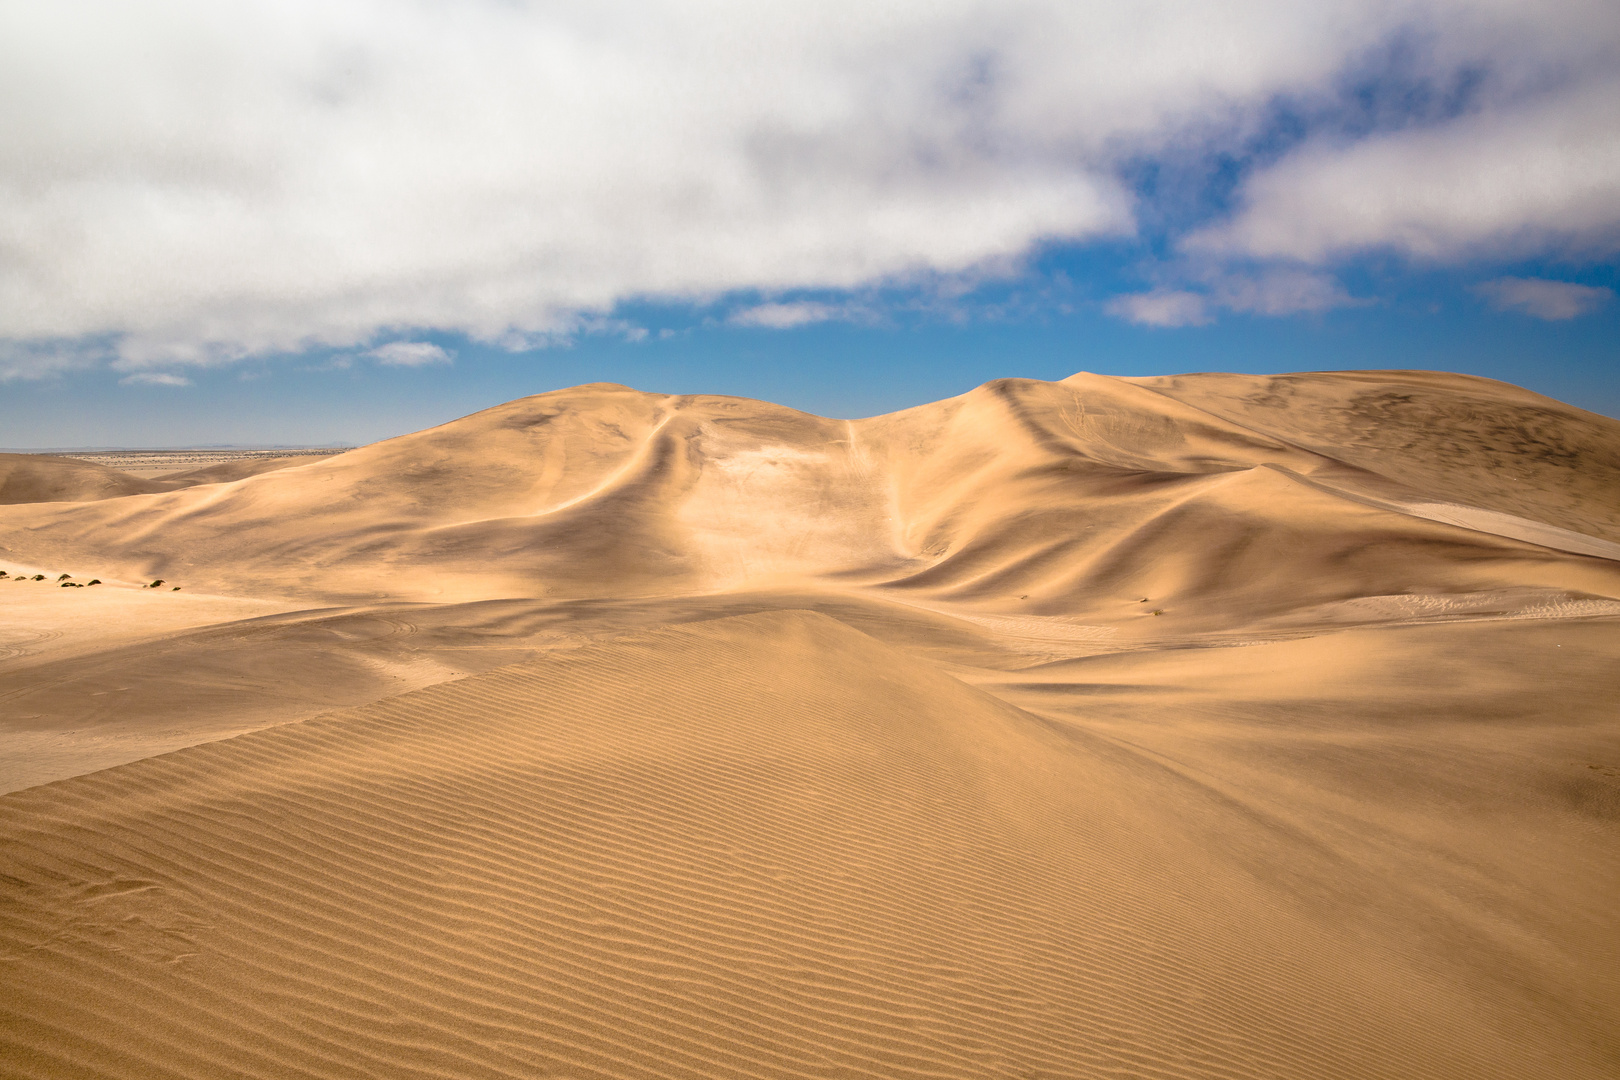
0,454,170,505
156,454,341,486
0,452,341,507
1131,370,1620,542
5,612,1615,1079
2,370,1618,1078
2,374,1615,613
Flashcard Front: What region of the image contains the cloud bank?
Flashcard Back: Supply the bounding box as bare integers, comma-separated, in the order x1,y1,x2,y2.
1,0,1616,373
1189,80,1620,262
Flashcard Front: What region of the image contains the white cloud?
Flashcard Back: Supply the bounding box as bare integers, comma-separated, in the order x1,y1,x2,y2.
367,341,453,367
1105,290,1210,327
1189,77,1620,261
119,372,192,387
1474,277,1614,319
0,1,1616,365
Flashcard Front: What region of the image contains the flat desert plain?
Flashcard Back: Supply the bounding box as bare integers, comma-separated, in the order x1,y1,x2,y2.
2,370,1618,1079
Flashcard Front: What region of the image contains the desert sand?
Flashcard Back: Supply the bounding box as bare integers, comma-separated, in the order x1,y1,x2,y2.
2,370,1617,1078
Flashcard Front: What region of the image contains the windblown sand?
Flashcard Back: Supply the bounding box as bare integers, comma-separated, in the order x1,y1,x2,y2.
2,371,1617,1078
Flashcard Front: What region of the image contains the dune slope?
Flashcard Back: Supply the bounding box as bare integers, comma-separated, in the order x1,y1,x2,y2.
1129,370,1620,542
5,611,1612,1080
0,455,168,505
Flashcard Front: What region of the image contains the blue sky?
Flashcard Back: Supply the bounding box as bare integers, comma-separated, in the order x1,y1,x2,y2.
8,255,1614,449
2,1,1617,447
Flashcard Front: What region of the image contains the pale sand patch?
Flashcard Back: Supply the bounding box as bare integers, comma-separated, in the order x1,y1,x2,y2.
1396,500,1620,561
932,610,1122,660
1260,587,1620,631
0,572,295,671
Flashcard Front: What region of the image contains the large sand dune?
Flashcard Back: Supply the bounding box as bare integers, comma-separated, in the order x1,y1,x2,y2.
4,373,1616,610
2,370,1618,1078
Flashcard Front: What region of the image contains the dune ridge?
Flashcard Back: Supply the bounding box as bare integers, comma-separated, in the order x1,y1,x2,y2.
1,373,1615,613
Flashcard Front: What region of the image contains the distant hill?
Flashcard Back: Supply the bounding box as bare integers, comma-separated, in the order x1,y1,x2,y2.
0,453,170,504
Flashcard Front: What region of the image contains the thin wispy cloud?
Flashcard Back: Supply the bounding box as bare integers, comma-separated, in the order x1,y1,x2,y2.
1104,290,1211,328
1106,268,1353,327
119,372,192,387
1212,268,1355,317
368,342,454,367
0,341,103,383
729,302,868,329
1474,277,1615,320
1,1,1615,372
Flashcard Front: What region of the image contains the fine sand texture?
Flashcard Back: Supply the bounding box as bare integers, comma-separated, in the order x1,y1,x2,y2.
1,370,1617,1078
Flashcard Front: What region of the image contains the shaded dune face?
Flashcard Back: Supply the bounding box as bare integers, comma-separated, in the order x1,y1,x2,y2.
0,454,171,505
858,374,1620,620
1,373,1617,620
1131,370,1620,543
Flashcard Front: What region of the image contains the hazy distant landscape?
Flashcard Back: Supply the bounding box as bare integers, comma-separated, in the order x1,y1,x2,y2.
39,448,346,478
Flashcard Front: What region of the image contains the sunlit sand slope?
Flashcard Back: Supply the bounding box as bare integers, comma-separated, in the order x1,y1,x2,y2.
3,611,1607,1079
